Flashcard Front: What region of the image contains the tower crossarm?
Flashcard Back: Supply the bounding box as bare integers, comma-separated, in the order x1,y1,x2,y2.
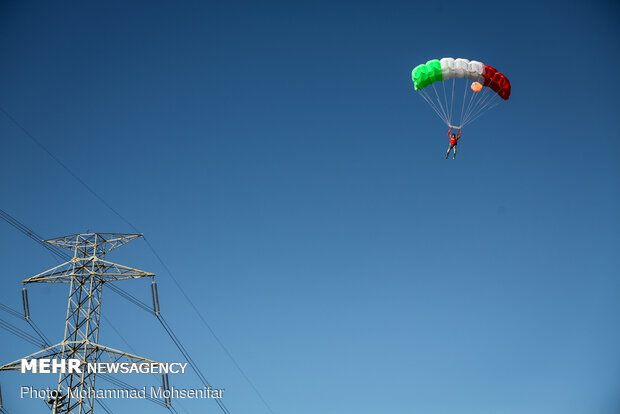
85,343,158,366
0,341,158,371
23,258,154,284
43,233,142,254
0,343,65,371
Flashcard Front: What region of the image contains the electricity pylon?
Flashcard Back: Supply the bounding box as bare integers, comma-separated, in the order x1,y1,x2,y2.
0,233,166,413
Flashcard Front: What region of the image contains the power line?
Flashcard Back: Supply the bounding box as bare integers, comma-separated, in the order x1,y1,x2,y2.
0,208,69,261
0,316,44,347
0,303,22,319
101,314,190,414
93,398,114,414
0,302,50,347
25,318,52,347
0,105,135,232
2,104,276,414
106,283,153,314
145,237,276,414
106,277,233,413
157,313,231,414
98,374,172,410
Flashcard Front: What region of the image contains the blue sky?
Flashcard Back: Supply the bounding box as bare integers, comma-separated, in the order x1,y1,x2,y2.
1,0,619,413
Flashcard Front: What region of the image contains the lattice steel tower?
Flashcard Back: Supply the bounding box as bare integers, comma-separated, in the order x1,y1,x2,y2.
0,233,165,413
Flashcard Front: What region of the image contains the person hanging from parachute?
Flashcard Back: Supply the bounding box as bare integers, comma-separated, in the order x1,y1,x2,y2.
445,127,461,159
411,57,510,159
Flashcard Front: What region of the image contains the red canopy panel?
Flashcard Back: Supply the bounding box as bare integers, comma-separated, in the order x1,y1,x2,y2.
482,65,511,100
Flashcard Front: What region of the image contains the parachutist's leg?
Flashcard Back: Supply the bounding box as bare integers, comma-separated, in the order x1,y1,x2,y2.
453,146,457,159
446,147,451,159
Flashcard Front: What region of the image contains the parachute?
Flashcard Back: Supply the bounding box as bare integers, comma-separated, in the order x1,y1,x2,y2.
411,57,511,128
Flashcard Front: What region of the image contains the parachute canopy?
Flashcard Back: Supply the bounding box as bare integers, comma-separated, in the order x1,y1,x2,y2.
411,57,511,128
412,58,511,99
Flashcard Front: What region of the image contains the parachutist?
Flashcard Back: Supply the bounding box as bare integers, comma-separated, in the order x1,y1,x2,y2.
445,127,461,159
411,58,510,148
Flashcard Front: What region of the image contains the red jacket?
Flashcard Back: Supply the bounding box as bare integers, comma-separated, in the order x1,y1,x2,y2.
448,128,461,145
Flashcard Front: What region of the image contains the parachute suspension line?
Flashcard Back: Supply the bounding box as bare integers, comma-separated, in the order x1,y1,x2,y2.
461,84,489,126
431,83,450,125
462,80,484,126
465,103,500,126
474,85,495,113
474,86,495,117
418,82,503,129
423,85,444,123
463,95,495,126
423,89,449,125
418,89,439,121
463,95,502,127
463,88,489,123
462,87,502,127
449,78,456,124
461,84,484,127
419,89,449,125
462,88,491,126
421,87,444,124
464,102,498,127
458,79,470,128
441,80,451,123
